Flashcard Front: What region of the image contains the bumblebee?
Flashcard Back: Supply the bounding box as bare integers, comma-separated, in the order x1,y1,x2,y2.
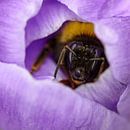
31,21,108,89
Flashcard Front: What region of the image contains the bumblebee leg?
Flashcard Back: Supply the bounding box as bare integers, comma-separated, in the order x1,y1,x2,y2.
54,46,66,78
90,57,105,81
89,57,104,61
90,57,105,75
65,45,76,56
98,59,105,76
54,45,75,78
31,44,51,74
59,79,77,89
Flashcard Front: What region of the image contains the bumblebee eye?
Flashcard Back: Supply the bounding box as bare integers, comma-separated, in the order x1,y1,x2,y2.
72,68,85,80
75,69,81,78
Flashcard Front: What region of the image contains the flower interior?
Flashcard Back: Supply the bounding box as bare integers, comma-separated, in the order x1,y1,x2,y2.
30,21,109,89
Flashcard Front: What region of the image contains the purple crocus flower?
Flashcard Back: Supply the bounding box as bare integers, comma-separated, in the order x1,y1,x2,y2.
0,0,130,130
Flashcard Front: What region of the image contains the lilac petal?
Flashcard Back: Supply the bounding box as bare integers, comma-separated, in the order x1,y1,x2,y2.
95,17,130,85
25,39,66,80
0,0,43,66
75,18,129,111
58,0,106,21
76,69,126,111
0,63,129,129
58,0,130,21
25,0,80,46
97,0,130,18
117,84,130,121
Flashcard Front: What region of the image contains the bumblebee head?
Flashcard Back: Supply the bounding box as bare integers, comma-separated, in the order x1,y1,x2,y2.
65,39,105,85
